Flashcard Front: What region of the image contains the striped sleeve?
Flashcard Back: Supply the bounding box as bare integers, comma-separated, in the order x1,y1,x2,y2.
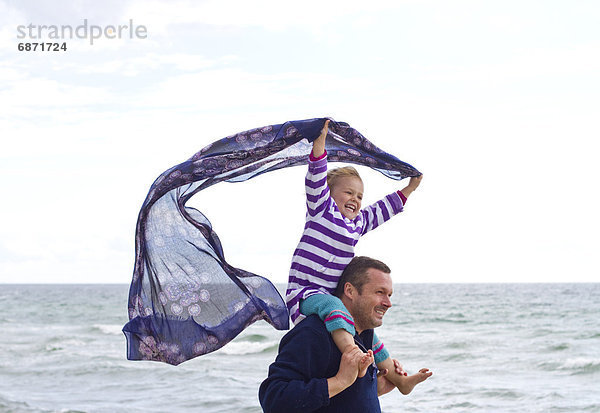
360,191,404,235
305,155,329,217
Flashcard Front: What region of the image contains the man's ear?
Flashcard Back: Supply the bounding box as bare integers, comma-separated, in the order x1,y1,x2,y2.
343,282,356,300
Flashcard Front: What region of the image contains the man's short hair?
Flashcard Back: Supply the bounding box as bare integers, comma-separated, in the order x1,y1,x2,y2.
335,256,391,297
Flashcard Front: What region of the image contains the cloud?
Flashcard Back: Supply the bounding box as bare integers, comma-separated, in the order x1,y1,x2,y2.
1,0,599,283
123,0,410,32
0,1,27,50
0,241,43,263
51,52,231,76
5,0,130,25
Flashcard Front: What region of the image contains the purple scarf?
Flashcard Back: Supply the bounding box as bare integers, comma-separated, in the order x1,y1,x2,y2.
122,117,420,365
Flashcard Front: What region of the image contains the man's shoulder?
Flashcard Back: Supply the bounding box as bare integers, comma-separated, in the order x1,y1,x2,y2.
282,315,330,344
291,314,329,334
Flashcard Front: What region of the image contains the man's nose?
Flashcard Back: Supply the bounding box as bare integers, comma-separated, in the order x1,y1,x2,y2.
382,296,392,308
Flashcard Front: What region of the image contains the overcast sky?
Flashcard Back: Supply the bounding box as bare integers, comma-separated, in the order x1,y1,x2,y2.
1,0,599,284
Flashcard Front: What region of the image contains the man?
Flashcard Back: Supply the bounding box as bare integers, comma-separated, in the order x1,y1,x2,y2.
259,256,432,413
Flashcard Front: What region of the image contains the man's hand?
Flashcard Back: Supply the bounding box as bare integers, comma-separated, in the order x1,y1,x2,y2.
392,358,407,376
376,368,395,396
377,359,405,396
327,345,363,398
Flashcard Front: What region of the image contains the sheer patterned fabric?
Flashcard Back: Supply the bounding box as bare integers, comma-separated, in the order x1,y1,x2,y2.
122,117,420,365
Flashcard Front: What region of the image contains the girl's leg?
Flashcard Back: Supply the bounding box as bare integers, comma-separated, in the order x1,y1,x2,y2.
372,332,390,364
373,333,427,395
300,294,355,334
300,294,372,376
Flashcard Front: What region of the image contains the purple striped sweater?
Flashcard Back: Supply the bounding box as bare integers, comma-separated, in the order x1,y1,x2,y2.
286,154,405,324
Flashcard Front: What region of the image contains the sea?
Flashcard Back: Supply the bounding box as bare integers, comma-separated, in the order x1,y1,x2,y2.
0,283,598,413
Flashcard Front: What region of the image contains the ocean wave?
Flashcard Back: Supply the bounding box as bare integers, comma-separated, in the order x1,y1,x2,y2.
562,358,600,374
538,357,600,375
441,401,479,410
547,343,570,352
528,328,555,338
44,338,88,352
219,340,279,355
446,341,470,349
479,389,524,400
442,353,474,362
238,333,268,342
0,395,52,413
91,324,123,335
2,283,597,413
430,317,469,324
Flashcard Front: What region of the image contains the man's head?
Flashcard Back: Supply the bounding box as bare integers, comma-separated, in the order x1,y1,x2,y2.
327,166,363,220
335,256,393,332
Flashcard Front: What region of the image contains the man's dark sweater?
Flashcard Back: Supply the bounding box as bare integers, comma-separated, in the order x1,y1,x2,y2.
259,315,380,413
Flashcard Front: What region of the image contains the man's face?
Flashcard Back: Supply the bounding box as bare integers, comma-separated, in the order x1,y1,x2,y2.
351,268,393,332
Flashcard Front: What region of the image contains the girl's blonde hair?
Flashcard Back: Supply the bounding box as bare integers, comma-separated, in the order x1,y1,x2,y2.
326,166,362,188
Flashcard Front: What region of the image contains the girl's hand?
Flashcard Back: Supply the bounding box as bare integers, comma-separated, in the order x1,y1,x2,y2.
407,174,423,191
312,119,329,157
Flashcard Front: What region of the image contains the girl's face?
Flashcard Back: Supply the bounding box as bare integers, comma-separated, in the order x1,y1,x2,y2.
330,176,364,220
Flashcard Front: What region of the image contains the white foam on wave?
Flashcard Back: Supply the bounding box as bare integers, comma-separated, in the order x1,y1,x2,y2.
219,340,279,355
0,395,38,413
540,357,600,373
93,324,123,335
45,339,87,352
561,357,600,371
